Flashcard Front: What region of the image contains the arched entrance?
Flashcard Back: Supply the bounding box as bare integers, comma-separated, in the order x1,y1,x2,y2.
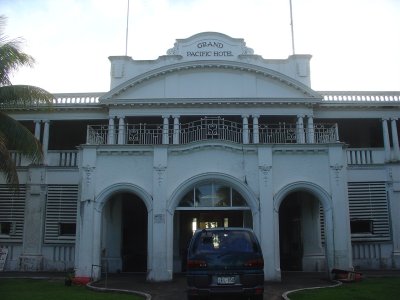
101,192,148,273
173,180,253,273
279,191,326,272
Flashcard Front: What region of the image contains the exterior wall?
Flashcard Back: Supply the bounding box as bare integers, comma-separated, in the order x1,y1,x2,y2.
73,141,355,281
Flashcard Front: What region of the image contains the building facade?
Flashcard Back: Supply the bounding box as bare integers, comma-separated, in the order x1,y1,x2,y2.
1,32,399,281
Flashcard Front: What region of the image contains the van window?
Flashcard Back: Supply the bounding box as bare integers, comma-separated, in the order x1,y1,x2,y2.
193,230,257,254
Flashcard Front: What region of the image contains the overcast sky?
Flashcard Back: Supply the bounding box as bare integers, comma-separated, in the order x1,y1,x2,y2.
1,0,399,93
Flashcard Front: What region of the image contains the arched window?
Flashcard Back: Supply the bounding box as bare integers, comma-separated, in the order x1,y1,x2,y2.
177,182,248,208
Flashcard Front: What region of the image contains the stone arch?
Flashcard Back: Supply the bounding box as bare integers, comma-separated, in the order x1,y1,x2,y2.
95,182,153,212
274,181,334,273
274,181,332,214
167,172,261,274
92,183,153,274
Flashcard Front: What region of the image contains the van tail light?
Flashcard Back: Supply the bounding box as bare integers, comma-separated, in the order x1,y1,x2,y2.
187,259,207,269
244,258,264,268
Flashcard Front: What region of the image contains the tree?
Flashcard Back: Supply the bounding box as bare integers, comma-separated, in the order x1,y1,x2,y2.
0,15,53,188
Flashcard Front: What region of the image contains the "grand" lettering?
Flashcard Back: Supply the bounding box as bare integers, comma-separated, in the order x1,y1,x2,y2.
197,41,224,49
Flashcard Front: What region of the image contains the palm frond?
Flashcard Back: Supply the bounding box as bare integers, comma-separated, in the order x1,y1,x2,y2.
0,112,43,163
0,15,34,86
0,130,19,186
0,85,53,107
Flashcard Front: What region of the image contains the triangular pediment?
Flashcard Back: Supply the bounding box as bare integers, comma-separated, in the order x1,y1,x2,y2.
100,60,322,104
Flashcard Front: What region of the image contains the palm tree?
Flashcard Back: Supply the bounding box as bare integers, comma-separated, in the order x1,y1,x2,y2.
0,15,53,188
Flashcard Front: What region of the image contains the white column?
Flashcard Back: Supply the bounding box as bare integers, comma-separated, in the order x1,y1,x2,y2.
252,115,259,144
162,115,170,145
242,115,249,144
335,123,340,142
34,121,41,140
117,116,125,145
307,115,314,143
108,117,115,145
42,120,50,165
296,115,305,143
172,115,180,145
391,118,400,161
382,118,391,162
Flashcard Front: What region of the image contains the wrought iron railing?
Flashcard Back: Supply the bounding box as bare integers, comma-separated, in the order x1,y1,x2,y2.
87,118,338,145
179,117,242,144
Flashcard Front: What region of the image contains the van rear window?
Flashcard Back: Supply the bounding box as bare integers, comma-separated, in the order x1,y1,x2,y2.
193,230,257,254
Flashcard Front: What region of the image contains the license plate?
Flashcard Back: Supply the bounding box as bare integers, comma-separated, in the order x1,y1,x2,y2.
217,276,236,285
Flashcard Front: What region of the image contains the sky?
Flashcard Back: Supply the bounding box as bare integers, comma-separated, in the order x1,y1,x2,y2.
1,0,399,93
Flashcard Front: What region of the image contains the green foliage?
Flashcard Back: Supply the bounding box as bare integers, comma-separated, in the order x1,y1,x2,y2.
0,279,143,300
289,277,400,300
0,15,53,188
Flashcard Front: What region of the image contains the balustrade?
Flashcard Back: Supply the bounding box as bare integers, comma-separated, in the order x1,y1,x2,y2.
87,118,338,146
10,151,79,167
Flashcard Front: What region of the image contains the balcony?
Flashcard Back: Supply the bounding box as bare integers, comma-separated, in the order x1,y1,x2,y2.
87,117,338,146
11,151,79,168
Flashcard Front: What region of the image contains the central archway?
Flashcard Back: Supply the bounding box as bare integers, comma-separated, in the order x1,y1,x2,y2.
168,173,259,273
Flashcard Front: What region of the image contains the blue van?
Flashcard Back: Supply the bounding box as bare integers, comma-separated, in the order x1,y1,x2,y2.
186,227,264,299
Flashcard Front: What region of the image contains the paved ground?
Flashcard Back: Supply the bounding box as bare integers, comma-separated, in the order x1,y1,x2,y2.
2,270,400,300
90,271,346,300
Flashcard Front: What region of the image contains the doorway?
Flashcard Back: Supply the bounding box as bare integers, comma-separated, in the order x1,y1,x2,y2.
121,195,148,272
102,192,148,273
279,191,326,272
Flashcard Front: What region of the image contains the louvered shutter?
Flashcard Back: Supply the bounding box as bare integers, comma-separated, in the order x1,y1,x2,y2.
45,185,78,244
0,185,26,242
348,182,390,241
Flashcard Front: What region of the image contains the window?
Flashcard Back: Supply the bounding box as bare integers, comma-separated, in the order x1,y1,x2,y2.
45,185,78,243
0,222,11,235
348,182,390,241
59,223,76,236
177,182,248,208
0,185,26,241
351,220,373,234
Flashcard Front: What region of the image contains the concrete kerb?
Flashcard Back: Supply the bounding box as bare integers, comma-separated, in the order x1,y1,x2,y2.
87,281,152,300
282,280,342,300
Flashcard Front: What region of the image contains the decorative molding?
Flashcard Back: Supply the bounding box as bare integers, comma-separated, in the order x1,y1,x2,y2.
154,164,167,185
82,165,95,185
259,165,272,184
330,163,343,185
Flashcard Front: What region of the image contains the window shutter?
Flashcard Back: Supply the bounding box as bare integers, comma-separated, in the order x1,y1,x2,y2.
45,185,78,244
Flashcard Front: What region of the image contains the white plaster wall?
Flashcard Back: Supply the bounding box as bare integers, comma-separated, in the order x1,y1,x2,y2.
94,153,153,196
117,68,309,100
272,150,331,194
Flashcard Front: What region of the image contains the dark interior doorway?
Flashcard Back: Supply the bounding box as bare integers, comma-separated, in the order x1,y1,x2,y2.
279,195,303,271
121,194,148,272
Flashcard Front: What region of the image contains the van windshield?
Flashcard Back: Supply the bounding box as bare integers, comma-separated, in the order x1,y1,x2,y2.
193,230,257,254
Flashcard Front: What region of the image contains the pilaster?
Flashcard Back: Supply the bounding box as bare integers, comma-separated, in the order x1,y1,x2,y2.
148,147,171,281
20,166,47,271
258,146,280,281
328,144,353,270
75,147,97,278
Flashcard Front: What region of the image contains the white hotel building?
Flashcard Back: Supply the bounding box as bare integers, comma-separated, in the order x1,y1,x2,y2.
1,32,399,281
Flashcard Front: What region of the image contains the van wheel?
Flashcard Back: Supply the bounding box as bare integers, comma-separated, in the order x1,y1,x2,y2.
250,295,263,300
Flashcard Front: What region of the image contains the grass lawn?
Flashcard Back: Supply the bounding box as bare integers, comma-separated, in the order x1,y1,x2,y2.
288,277,400,300
0,278,143,300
